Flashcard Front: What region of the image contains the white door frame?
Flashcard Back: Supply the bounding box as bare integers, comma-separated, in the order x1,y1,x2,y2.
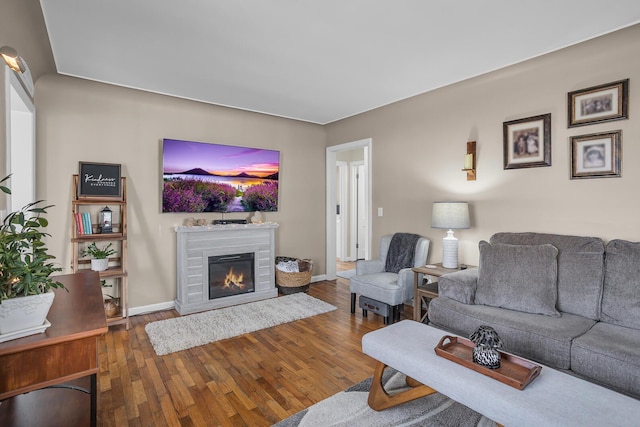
326,138,372,280
3,65,35,219
349,161,368,261
336,161,348,261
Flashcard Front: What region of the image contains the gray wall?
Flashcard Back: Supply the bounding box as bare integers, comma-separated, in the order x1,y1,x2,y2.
35,75,326,309
4,2,640,309
326,24,640,265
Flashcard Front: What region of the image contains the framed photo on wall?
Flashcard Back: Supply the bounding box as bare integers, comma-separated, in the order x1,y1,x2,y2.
78,162,122,197
503,113,551,169
568,79,629,128
570,131,621,179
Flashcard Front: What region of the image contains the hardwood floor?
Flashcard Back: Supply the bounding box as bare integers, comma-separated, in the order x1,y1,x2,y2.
336,260,355,272
97,279,413,426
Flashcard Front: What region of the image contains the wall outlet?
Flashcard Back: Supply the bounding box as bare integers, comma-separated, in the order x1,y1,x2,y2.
377,207,383,217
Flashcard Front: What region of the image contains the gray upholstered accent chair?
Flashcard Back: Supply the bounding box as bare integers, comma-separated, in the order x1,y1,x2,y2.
350,234,430,324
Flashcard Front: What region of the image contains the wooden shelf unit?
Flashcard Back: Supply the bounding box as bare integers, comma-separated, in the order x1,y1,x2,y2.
70,175,129,329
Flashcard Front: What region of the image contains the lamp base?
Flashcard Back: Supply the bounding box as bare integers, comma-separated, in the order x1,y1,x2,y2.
442,229,459,269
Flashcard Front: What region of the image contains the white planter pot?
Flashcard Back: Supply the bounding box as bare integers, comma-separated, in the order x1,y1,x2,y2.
91,258,109,272
0,291,55,335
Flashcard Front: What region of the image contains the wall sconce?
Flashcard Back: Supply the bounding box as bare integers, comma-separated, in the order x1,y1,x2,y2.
462,141,476,181
0,46,26,73
0,46,34,97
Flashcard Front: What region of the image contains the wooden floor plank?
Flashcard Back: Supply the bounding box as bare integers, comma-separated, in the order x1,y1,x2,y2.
97,278,412,426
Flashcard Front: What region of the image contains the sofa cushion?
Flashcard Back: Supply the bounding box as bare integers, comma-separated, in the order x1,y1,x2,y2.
601,239,640,329
572,322,640,399
490,233,604,320
475,241,560,317
428,296,596,369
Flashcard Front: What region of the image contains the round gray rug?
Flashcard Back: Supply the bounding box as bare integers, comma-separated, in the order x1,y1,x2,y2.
273,368,496,426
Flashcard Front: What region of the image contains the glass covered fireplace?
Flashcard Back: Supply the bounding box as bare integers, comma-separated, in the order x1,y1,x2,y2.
208,252,255,300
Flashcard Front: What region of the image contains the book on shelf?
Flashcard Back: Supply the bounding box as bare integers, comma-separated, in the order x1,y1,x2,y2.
75,213,84,235
82,212,93,235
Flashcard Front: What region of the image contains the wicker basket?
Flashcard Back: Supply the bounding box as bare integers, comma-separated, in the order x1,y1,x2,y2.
275,257,313,295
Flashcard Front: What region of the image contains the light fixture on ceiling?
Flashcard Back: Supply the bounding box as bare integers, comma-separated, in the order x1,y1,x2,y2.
0,46,26,73
431,201,470,269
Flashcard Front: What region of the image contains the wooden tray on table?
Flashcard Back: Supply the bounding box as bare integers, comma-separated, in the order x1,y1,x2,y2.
434,335,542,390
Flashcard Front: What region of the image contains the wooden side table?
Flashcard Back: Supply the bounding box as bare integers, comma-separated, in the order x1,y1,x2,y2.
0,270,108,427
412,263,473,323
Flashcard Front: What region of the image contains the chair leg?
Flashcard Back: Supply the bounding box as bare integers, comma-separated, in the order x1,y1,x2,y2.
362,309,368,317
351,293,356,313
389,306,395,323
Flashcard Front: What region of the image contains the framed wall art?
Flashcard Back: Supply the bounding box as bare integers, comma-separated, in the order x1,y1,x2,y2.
503,113,551,169
567,79,628,127
570,131,621,179
78,162,122,197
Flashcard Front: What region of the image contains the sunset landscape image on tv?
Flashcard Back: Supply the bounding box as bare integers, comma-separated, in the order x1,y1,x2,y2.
162,138,279,213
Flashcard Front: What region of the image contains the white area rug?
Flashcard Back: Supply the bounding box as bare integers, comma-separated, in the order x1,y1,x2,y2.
145,293,337,355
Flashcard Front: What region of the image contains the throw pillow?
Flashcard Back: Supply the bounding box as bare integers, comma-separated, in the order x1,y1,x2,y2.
476,241,560,317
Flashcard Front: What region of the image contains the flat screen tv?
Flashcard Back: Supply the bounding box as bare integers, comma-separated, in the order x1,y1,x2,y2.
162,138,279,213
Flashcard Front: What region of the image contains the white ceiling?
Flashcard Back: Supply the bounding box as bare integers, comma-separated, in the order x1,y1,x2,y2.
40,1,640,125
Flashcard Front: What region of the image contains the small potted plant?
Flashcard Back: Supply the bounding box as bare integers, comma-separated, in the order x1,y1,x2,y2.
82,242,116,272
0,174,65,337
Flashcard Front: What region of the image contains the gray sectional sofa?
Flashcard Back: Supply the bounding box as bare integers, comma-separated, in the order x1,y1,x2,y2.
428,232,640,399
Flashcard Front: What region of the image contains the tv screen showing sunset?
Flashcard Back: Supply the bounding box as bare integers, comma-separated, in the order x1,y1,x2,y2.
162,138,279,213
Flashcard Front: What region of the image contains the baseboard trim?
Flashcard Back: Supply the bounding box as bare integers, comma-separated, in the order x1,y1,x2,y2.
311,274,327,282
129,301,175,317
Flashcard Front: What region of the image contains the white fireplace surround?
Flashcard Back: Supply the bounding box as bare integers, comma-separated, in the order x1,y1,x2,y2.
175,222,279,315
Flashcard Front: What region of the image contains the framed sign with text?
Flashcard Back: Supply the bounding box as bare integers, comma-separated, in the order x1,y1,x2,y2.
78,162,122,197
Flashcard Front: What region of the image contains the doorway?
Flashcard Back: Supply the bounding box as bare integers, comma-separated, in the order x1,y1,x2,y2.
326,139,372,280
2,65,35,219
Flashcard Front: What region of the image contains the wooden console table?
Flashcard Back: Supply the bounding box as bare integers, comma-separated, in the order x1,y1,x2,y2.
0,270,108,426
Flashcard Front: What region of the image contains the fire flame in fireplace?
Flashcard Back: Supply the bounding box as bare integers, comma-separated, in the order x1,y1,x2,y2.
223,267,245,290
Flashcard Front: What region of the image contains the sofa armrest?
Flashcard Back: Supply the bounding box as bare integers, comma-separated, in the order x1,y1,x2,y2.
356,259,384,275
437,268,479,304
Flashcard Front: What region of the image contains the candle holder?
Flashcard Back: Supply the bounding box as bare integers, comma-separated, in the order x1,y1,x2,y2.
462,141,476,181
100,206,113,233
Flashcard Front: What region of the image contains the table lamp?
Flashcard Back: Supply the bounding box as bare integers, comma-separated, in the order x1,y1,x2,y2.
431,201,470,268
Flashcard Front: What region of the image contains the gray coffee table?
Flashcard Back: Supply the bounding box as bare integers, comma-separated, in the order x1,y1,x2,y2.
362,320,640,427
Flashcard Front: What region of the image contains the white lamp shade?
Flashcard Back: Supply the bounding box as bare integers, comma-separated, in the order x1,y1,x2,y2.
431,202,470,269
431,202,470,229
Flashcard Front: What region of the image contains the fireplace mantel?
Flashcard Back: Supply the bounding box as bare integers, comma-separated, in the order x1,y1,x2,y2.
175,222,279,315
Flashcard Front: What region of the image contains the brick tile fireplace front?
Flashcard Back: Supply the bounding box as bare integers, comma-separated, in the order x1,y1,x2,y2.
175,223,278,315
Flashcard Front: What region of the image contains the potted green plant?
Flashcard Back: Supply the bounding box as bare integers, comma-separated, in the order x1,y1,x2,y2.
0,174,65,337
82,242,116,272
